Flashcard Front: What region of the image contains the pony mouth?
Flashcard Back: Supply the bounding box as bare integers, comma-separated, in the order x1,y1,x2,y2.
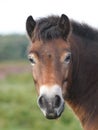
43,102,65,120
46,112,58,119
46,109,64,119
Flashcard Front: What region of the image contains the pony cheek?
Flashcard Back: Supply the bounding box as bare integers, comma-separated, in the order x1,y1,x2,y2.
62,81,68,100
32,67,39,83
32,70,40,95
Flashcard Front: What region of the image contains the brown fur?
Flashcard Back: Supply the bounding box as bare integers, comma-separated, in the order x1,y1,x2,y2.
29,39,70,88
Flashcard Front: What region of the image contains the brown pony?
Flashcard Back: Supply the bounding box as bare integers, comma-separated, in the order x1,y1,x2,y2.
26,14,98,130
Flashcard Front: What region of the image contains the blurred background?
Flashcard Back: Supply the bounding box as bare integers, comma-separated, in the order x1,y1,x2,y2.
0,0,98,130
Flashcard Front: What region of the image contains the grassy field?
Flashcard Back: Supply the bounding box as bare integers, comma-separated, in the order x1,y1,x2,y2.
0,61,82,130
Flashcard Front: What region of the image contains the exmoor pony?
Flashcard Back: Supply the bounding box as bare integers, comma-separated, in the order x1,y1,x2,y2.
26,14,98,130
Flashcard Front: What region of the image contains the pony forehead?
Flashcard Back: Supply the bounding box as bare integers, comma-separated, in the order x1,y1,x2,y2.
29,39,70,55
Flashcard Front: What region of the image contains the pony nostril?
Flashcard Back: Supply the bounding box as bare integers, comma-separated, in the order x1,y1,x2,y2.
38,95,46,108
54,95,61,108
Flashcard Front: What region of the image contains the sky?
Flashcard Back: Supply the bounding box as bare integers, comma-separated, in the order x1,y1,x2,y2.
0,0,98,34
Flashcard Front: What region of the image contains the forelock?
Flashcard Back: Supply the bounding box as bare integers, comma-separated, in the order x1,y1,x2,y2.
33,16,64,41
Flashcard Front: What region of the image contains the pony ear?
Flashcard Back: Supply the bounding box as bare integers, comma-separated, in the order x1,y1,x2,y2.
58,14,71,39
26,16,36,38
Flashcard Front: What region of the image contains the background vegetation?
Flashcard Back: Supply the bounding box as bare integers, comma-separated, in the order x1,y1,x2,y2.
0,34,28,61
0,35,82,130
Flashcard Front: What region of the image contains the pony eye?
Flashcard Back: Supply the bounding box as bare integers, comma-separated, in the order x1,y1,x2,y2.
64,52,71,63
29,58,36,64
28,54,36,66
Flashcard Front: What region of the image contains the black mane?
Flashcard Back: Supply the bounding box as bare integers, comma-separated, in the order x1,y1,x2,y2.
72,21,98,41
34,15,98,41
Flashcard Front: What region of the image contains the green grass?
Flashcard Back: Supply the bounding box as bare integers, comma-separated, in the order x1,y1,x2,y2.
0,62,82,130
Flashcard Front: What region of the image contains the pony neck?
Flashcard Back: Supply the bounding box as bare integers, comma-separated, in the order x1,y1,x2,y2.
67,98,98,130
67,35,98,130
